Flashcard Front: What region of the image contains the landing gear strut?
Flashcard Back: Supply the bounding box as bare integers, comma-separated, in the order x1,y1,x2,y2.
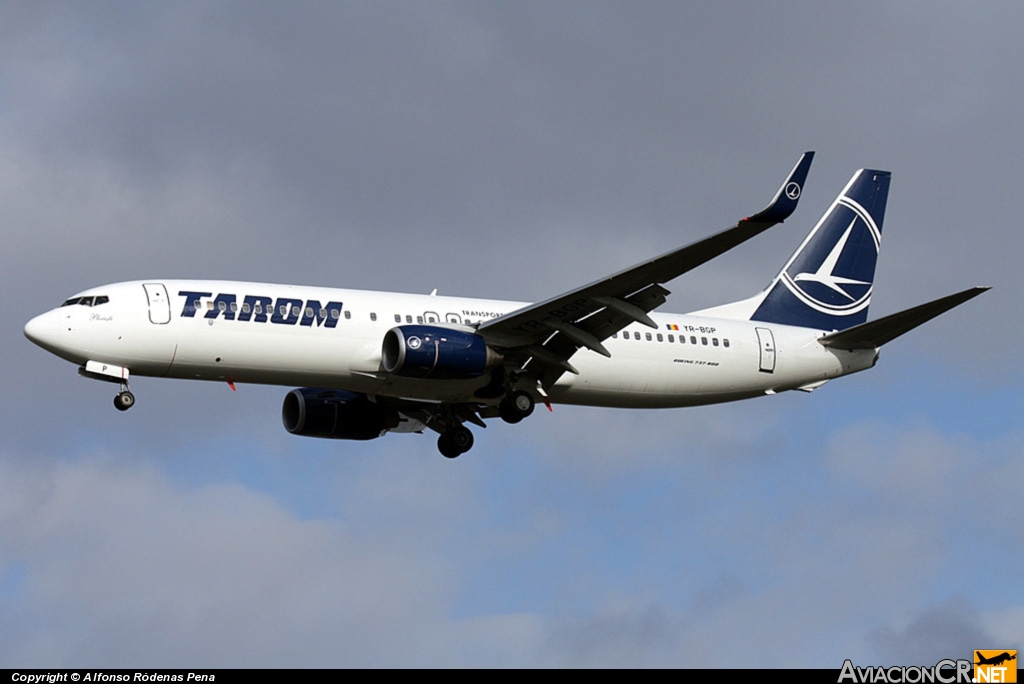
499,390,534,424
437,426,474,459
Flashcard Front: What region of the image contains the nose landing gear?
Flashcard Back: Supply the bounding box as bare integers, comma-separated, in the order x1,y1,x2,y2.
114,390,135,411
78,361,136,412
114,379,135,412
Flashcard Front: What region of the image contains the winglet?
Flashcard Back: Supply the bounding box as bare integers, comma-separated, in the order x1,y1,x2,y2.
819,286,989,350
746,151,815,224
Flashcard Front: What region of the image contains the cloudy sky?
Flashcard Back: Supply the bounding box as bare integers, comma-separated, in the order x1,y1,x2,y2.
2,1,1022,667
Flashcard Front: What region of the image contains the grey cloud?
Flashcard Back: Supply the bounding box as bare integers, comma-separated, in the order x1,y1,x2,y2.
869,599,994,666
547,603,680,667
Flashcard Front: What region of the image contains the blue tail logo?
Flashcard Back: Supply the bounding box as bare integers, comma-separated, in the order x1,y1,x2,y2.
751,169,890,331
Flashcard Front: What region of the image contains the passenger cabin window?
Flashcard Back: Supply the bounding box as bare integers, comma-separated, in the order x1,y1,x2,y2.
668,334,674,343
370,312,377,322
344,310,351,320
656,333,663,342
723,339,730,348
406,315,413,324
394,314,401,323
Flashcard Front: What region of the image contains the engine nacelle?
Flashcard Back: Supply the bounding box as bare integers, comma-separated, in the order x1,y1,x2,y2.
381,325,501,379
282,388,400,440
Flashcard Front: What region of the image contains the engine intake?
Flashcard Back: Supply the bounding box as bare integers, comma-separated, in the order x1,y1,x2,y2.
282,388,400,440
382,325,501,379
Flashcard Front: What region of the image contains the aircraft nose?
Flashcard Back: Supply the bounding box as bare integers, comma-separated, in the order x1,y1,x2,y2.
24,310,61,351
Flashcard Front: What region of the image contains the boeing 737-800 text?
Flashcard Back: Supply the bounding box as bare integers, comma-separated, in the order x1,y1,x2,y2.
24,153,987,457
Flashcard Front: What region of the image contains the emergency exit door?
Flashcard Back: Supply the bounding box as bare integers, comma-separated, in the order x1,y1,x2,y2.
755,327,776,373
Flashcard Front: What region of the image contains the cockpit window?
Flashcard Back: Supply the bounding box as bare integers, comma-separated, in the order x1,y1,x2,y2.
60,295,109,307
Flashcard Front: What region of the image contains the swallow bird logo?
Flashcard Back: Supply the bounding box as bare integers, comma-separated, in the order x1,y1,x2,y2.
781,193,881,317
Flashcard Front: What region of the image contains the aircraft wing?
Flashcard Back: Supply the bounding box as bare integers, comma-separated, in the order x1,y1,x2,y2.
478,151,815,387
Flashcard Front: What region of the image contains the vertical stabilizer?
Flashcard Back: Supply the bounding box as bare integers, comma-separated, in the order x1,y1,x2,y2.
749,169,891,331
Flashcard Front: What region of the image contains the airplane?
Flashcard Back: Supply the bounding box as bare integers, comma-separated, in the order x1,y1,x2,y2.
23,152,988,458
976,652,1016,667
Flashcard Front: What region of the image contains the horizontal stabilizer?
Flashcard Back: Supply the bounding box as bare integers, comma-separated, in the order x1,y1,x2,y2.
819,287,989,350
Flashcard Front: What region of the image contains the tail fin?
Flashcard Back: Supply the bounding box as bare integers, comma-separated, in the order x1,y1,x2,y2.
750,169,891,331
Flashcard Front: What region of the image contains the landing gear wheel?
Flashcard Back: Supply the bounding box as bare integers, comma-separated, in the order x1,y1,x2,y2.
499,390,535,424
437,426,474,459
438,433,459,459
450,426,474,452
114,390,135,412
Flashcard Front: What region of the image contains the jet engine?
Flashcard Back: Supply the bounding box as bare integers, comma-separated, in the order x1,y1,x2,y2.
282,388,400,440
381,325,501,379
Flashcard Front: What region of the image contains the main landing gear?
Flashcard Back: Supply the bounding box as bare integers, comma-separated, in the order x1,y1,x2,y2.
436,390,537,458
437,426,474,459
499,390,535,424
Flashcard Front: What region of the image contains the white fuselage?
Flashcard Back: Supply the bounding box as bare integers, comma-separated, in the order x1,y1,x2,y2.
27,280,878,409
